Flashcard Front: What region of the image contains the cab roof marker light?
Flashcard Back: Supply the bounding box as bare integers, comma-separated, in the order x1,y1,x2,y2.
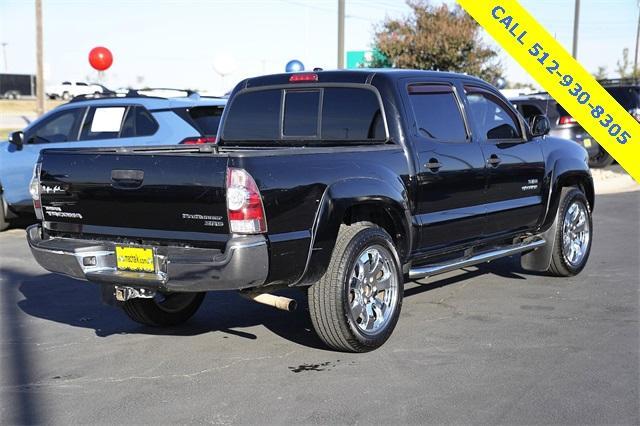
289,73,318,83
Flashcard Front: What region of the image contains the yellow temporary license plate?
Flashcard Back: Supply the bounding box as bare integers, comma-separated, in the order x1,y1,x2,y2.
583,138,592,148
115,246,155,273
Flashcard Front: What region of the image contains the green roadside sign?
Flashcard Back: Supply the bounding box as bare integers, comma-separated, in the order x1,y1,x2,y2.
346,51,372,69
347,50,388,68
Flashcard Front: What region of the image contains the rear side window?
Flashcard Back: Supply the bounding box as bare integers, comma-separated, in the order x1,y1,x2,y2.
186,106,223,136
408,84,467,142
222,86,386,143
120,106,159,137
80,106,158,140
322,88,385,140
223,90,281,140
80,106,126,140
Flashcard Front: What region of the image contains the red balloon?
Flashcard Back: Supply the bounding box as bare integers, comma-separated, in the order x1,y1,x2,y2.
88,46,113,71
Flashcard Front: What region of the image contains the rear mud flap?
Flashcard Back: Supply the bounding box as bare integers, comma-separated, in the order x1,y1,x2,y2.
521,213,558,272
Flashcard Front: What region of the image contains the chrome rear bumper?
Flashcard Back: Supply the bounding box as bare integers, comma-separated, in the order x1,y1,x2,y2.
26,224,268,291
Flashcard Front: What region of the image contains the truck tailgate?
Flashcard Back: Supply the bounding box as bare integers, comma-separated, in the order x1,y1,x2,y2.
39,149,230,244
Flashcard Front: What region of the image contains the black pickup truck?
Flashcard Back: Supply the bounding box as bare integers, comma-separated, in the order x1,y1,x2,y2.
27,70,594,352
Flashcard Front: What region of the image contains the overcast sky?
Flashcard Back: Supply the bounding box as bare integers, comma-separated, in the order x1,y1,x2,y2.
0,0,636,94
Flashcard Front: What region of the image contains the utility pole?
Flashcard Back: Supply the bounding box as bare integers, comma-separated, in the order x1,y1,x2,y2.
337,0,345,69
35,0,45,116
571,0,580,59
1,43,7,71
634,1,640,78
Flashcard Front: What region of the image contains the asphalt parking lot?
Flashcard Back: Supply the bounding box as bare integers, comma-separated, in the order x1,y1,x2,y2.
1,191,638,425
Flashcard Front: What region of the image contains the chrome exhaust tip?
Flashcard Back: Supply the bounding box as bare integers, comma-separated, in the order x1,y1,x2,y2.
241,291,297,312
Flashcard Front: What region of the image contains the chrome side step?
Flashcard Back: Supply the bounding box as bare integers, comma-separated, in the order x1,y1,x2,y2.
408,237,546,280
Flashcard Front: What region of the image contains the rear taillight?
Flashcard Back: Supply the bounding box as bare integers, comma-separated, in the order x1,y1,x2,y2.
226,168,267,234
558,115,577,125
29,163,43,220
180,136,217,145
629,108,640,122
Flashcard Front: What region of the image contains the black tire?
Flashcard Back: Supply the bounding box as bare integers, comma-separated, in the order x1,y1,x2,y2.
308,223,403,352
547,187,593,277
61,92,71,100
0,197,9,232
122,291,205,327
589,146,614,168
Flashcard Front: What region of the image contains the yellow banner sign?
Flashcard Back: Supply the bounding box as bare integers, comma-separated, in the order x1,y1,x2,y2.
457,0,640,182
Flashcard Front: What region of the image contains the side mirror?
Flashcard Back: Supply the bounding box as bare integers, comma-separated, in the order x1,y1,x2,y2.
530,115,551,137
9,131,24,148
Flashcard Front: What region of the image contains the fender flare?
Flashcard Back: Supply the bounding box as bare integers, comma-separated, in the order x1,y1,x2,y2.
294,177,412,286
523,160,593,272
540,158,594,231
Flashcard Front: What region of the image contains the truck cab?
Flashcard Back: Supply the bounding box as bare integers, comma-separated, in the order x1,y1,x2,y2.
26,70,594,352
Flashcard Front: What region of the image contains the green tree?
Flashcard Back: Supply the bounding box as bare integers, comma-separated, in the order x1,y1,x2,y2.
370,0,503,84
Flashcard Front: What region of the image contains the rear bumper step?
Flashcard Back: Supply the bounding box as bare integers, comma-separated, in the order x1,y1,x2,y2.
409,237,546,280
27,224,268,292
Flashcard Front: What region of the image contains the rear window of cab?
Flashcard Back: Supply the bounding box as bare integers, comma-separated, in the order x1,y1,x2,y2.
222,86,387,143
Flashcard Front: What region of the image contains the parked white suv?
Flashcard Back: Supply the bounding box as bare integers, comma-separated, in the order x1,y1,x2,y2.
46,81,107,100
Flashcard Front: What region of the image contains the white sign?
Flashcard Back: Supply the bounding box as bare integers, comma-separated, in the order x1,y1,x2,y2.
91,107,125,132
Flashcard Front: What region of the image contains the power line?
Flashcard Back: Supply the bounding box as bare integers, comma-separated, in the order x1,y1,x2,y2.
350,0,408,14
283,0,334,13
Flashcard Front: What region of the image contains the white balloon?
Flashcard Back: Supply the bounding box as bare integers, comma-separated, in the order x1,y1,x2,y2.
213,53,237,76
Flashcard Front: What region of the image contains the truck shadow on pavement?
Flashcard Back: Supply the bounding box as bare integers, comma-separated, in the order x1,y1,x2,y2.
5,255,544,350
5,267,330,348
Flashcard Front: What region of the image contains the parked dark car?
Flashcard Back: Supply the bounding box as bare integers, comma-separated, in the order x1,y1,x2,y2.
510,78,640,168
26,70,593,352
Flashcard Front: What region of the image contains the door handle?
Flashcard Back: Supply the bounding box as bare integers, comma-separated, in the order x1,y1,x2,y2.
487,155,501,167
111,169,144,189
425,158,442,172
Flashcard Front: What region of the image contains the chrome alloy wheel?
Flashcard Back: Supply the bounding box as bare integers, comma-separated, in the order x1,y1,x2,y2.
348,245,399,335
562,201,591,267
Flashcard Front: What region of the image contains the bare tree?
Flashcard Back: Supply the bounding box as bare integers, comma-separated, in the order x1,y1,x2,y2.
616,48,638,78
592,66,608,80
